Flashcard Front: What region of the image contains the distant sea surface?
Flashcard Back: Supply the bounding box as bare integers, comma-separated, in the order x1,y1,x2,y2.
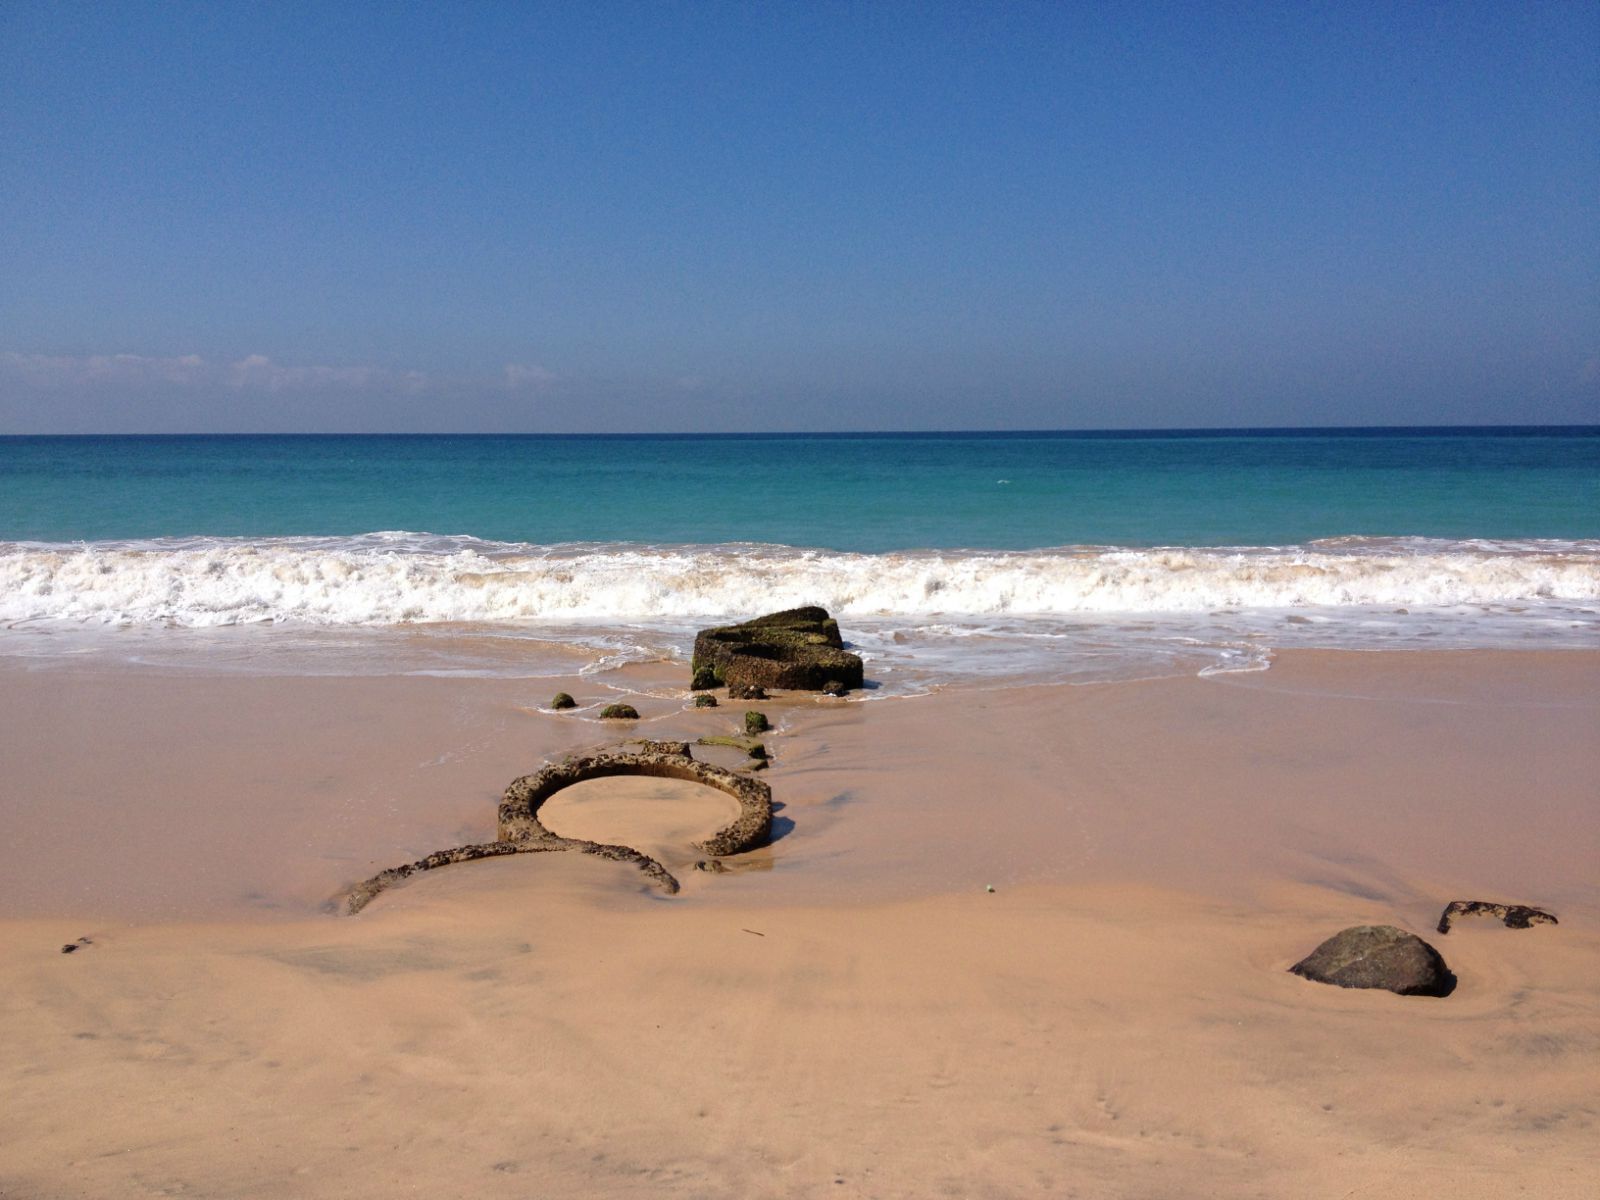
3,429,1597,690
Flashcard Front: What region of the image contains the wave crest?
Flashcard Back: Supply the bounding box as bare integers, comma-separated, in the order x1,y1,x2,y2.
2,534,1597,628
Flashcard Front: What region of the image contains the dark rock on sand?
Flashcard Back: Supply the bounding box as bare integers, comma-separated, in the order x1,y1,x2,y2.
821,680,848,697
728,683,767,701
693,694,718,709
549,692,577,710
694,859,729,874
1437,900,1558,935
1290,925,1456,997
598,703,639,720
692,606,864,693
745,710,770,734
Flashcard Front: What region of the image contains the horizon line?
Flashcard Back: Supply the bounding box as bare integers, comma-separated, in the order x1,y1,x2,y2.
2,422,1598,440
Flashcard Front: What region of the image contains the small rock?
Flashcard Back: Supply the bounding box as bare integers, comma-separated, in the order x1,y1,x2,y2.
745,710,770,734
694,859,729,874
821,680,848,696
985,885,995,894
598,703,640,720
549,692,577,710
691,667,719,691
746,742,768,761
1289,925,1456,997
1436,900,1558,935
693,694,718,708
60,937,91,954
728,683,767,701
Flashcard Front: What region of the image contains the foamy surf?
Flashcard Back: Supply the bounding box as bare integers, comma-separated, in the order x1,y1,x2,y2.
2,534,1597,627
2,534,1594,693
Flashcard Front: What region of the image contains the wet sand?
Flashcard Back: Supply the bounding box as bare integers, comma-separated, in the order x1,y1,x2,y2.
1,649,1596,1197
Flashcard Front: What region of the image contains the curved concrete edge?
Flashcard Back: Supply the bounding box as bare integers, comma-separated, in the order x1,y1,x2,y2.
499,750,772,859
342,749,769,915
342,835,681,915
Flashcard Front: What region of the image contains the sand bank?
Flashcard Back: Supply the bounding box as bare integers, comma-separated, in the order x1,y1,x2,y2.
1,649,1595,1197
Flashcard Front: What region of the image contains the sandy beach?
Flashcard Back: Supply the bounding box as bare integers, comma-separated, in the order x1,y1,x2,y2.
1,648,1596,1198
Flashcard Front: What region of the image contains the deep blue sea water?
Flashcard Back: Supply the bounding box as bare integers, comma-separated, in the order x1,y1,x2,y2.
2,428,1597,548
2,428,1596,687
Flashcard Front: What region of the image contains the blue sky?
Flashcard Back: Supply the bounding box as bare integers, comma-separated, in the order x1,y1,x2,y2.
1,1,1595,432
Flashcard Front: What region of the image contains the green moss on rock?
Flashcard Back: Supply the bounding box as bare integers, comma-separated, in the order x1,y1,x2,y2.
549,692,577,710
690,606,864,694
598,703,640,720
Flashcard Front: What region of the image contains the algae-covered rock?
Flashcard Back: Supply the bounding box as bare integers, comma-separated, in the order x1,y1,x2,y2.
728,683,768,701
691,666,719,691
745,710,770,734
598,703,640,720
1436,899,1558,935
820,680,848,697
549,692,577,710
693,694,719,709
629,740,692,757
1289,925,1456,997
692,606,864,693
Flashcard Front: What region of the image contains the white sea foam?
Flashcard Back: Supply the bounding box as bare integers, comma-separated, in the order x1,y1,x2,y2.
2,533,1597,628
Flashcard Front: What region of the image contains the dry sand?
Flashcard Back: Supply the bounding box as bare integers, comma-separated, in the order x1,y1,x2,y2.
1,649,1596,1198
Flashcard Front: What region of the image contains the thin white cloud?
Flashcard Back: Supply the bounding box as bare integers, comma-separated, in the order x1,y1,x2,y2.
503,362,557,389
0,351,430,394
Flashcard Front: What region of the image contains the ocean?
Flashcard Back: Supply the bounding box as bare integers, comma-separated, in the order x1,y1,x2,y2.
3,428,1597,691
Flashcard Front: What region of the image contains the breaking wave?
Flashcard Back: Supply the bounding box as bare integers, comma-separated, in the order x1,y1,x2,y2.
2,533,1598,628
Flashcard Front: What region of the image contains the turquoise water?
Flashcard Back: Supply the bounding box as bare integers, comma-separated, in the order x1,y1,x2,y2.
3,428,1597,549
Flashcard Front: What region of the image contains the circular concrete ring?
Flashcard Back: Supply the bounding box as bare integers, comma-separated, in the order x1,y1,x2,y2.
499,750,772,858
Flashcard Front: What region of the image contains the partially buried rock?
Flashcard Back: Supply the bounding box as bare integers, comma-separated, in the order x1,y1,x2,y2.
598,703,639,720
745,710,770,734
692,606,864,694
693,694,718,708
1436,899,1558,935
1290,925,1456,998
549,692,577,711
728,683,767,701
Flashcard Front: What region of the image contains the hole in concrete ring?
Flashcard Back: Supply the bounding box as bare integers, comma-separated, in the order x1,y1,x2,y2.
538,776,744,871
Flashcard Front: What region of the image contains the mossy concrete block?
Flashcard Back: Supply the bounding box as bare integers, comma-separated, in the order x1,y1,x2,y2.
691,606,864,693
